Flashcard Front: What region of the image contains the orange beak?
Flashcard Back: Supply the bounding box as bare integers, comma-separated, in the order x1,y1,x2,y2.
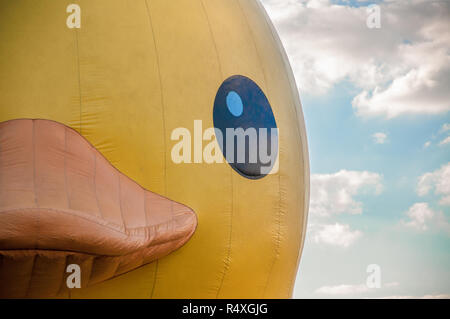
0,119,197,298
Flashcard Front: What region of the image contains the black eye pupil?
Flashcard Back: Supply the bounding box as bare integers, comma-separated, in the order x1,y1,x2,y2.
213,75,278,179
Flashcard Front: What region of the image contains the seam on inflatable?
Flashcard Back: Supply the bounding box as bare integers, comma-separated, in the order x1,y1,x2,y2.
144,0,167,196
57,253,69,295
201,0,223,78
263,172,282,297
237,0,282,298
150,259,158,298
256,0,309,296
60,254,67,295
248,0,282,297
236,0,269,92
144,0,166,298
87,255,95,286
25,254,37,297
199,0,234,298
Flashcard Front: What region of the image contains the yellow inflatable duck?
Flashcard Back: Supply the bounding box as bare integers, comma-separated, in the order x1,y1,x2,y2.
0,0,309,298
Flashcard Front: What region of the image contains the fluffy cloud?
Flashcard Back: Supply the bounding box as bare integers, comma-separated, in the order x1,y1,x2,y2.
311,223,362,247
436,124,450,146
310,170,383,217
307,169,382,247
261,0,450,118
402,202,450,235
403,202,435,231
308,170,383,248
439,136,450,146
372,132,387,144
417,163,450,206
441,123,450,133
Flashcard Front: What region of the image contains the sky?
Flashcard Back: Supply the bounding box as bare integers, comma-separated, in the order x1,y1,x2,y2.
260,0,450,298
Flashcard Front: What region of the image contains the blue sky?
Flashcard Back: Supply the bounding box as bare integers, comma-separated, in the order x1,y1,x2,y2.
261,0,450,298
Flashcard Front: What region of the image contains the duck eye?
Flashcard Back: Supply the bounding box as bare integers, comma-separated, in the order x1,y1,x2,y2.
213,75,278,179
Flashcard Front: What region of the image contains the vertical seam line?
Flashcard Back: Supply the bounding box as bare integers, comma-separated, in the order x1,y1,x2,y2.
25,254,37,298
145,0,167,196
86,256,95,286
236,0,270,92
199,0,234,298
256,0,309,296
236,0,282,298
144,0,167,298
57,253,69,296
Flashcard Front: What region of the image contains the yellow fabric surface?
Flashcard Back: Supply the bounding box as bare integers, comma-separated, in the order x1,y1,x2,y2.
0,0,309,298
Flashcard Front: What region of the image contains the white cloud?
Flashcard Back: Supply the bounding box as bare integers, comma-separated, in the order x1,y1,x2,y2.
417,163,450,206
372,132,387,144
307,169,381,247
311,223,362,247
439,136,450,146
440,123,450,133
402,202,450,235
261,0,450,118
403,202,435,231
310,170,383,217
423,141,431,148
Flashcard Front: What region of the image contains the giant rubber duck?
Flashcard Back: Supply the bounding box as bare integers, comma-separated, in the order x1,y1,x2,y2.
0,0,309,298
